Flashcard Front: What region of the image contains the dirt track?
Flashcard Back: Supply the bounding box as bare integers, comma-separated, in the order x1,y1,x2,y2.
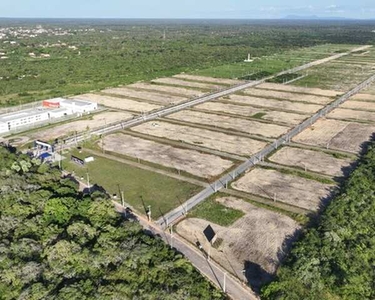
174,74,242,85
128,82,204,97
257,82,341,97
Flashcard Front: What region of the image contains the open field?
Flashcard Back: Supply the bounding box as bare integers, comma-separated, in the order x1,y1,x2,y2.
176,196,300,285
167,110,290,138
103,87,188,104
152,77,223,90
244,88,333,104
65,150,201,219
131,121,268,156
231,168,335,211
341,100,375,111
75,93,161,112
173,74,243,85
227,94,323,114
327,108,375,122
257,82,341,97
128,82,205,97
195,102,308,125
102,133,234,178
351,93,375,101
293,119,375,153
268,147,353,177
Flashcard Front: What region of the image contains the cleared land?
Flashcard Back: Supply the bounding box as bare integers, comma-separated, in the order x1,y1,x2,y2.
244,88,333,105
351,93,375,101
293,119,375,153
268,147,353,177
341,100,375,111
231,168,334,211
102,133,234,178
75,93,161,112
173,74,242,85
168,110,290,138
227,94,323,114
257,82,341,97
131,121,268,156
327,108,375,122
128,82,204,97
152,77,222,90
103,87,188,104
177,196,300,280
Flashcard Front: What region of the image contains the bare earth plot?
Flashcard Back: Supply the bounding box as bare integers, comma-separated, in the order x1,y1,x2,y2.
167,110,290,138
176,196,300,280
227,94,323,114
103,87,188,104
152,77,222,90
327,108,375,123
351,93,375,101
341,100,375,111
102,133,234,178
27,111,134,141
244,88,333,105
257,82,341,97
293,118,375,153
131,121,268,157
269,147,353,177
173,74,243,85
75,93,161,112
128,82,205,97
231,168,335,211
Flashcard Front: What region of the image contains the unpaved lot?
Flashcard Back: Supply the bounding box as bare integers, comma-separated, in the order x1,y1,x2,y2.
269,147,353,176
231,168,335,211
327,108,375,122
244,88,333,104
227,94,323,114
174,74,242,85
75,93,161,112
341,100,375,111
132,121,268,156
176,196,300,284
152,77,222,90
351,93,375,101
128,82,204,97
103,87,188,104
168,110,290,138
257,82,341,97
27,111,134,141
103,133,234,178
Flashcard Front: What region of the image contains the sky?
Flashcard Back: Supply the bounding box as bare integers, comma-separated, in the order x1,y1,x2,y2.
1,0,375,19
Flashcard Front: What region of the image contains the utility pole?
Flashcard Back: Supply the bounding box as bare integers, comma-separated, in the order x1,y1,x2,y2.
147,205,152,222
121,190,125,207
223,272,227,293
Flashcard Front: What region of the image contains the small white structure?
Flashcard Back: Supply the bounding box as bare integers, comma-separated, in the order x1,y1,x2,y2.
244,53,253,63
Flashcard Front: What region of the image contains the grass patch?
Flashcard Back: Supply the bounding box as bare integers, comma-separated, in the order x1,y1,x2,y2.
267,73,300,83
251,112,267,119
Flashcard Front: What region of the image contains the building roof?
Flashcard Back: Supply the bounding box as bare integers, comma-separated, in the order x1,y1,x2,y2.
0,107,49,124
61,98,96,107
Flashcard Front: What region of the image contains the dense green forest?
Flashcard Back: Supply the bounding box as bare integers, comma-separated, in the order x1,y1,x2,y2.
0,146,225,299
262,143,375,300
1,19,375,106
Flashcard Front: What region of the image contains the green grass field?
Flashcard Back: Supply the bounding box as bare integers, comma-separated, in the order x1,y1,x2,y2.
64,150,202,219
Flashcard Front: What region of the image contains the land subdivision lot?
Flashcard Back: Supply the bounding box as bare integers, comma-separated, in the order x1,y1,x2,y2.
293,119,375,153
103,87,188,104
152,77,222,90
131,121,267,156
327,108,375,123
128,82,204,97
244,88,333,104
268,147,353,177
227,94,323,114
231,168,334,211
102,133,234,178
351,93,375,101
257,82,341,97
176,196,300,284
173,74,242,85
75,93,161,112
167,110,290,138
341,100,375,111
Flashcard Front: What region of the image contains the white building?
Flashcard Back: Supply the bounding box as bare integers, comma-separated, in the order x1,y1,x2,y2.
0,108,50,133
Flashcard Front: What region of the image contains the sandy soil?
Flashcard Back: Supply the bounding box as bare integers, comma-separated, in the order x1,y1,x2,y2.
28,111,134,141
128,82,204,97
327,108,375,122
231,168,335,211
227,94,323,114
261,111,308,126
269,147,353,177
168,110,290,138
176,196,300,283
174,74,243,85
257,82,341,97
102,133,234,178
351,93,375,101
341,100,375,111
103,87,188,104
244,88,333,105
132,121,268,156
152,77,222,90
75,93,161,112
